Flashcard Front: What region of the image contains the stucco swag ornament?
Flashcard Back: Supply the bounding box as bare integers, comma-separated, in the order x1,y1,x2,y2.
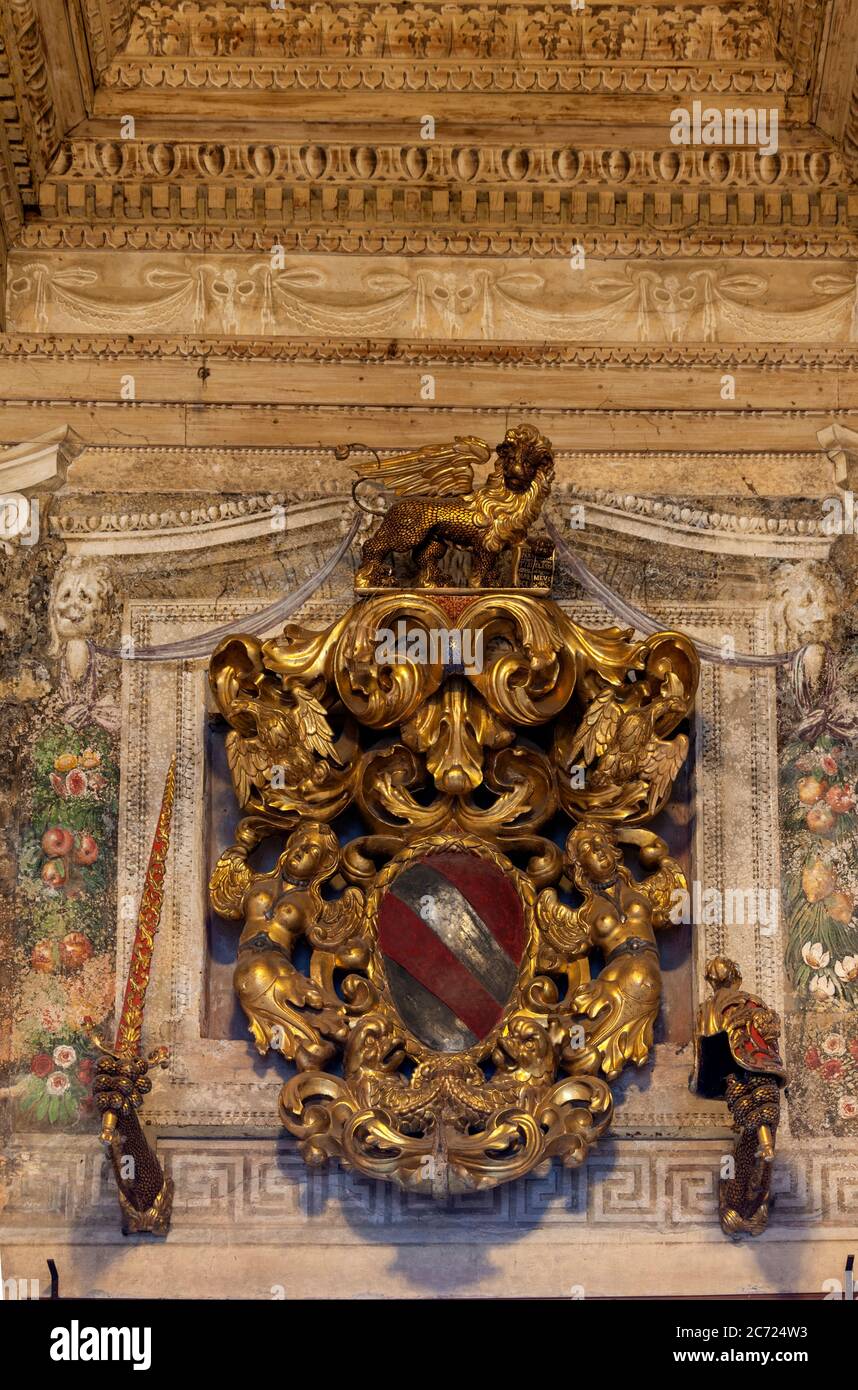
208,423,782,1218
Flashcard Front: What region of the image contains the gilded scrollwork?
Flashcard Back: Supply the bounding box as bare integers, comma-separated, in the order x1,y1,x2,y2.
210,423,705,1197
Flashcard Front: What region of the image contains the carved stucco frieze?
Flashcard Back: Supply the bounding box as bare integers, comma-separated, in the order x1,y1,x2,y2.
105,0,788,95
7,251,857,344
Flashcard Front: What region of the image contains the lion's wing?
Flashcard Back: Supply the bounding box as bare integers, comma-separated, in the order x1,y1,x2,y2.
349,436,491,496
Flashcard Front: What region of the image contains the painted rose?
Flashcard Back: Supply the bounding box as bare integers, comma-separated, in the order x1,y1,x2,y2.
58,932,93,971
820,1059,844,1081
804,1047,821,1069
52,1044,77,1069
802,942,831,968
30,1052,53,1077
822,1034,846,1056
825,784,856,814
77,1059,95,1085
46,1072,70,1095
835,956,858,983
794,753,816,773
837,1096,858,1120
31,940,56,973
820,754,839,776
806,804,836,835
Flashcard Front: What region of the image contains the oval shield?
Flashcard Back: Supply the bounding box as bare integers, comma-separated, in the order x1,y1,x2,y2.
377,851,526,1052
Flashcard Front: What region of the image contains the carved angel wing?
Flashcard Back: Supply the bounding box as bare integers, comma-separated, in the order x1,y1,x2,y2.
567,688,623,766
640,857,688,928
614,827,687,927
309,884,367,950
287,683,339,763
350,436,491,496
639,732,689,810
536,889,592,958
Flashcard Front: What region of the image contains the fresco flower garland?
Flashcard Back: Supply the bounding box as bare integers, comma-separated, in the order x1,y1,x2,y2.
781,733,858,1007
14,726,118,1129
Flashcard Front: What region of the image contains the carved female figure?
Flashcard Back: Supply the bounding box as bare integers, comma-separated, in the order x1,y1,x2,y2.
539,818,684,1081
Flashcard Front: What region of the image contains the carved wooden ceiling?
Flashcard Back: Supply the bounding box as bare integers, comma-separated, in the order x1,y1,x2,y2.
2,1,858,482
1,1,857,267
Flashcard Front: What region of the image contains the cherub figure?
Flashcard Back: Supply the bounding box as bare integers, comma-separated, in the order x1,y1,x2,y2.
538,819,686,1080
231,821,365,1070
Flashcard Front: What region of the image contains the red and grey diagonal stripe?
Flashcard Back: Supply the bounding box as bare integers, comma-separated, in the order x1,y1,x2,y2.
378,853,525,1051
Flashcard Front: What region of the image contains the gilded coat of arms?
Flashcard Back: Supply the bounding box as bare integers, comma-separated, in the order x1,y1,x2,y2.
209,424,705,1195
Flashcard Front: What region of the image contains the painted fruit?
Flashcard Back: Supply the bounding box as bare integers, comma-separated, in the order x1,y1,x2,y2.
41,858,67,888
798,776,827,804
826,891,855,924
41,826,74,857
73,833,98,866
65,769,87,796
31,940,56,972
803,859,837,902
58,931,93,970
54,753,78,772
807,804,836,835
80,748,101,769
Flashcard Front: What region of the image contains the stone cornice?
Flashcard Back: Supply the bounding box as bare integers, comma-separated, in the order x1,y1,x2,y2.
45,136,845,190
0,424,84,491
3,335,858,371
35,132,852,251
564,482,832,556
14,216,858,258
45,469,832,561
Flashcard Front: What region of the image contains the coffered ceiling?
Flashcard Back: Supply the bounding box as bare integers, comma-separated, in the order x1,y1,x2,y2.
3,3,858,479
0,1,854,346
1,1,857,273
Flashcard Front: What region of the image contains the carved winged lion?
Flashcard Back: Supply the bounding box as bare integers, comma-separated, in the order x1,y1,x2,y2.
351,422,554,588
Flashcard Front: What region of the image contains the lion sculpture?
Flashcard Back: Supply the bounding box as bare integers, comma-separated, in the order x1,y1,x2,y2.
351,423,555,588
